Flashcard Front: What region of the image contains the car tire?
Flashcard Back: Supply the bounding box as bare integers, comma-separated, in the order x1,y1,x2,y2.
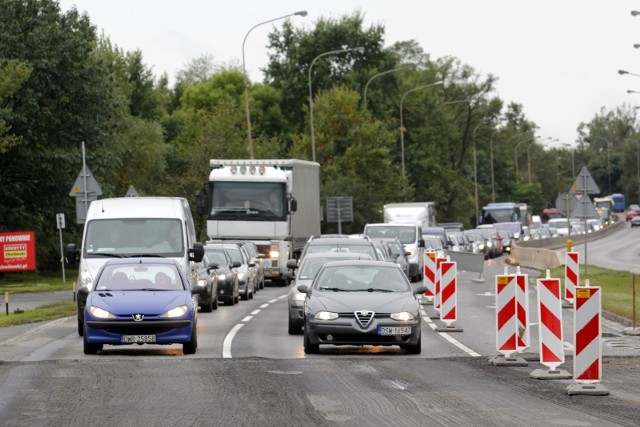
201,294,213,313
288,316,302,335
241,290,248,301
234,295,240,304
83,331,102,355
212,296,219,310
77,315,84,337
303,326,319,354
404,335,422,355
183,325,197,355
227,296,235,306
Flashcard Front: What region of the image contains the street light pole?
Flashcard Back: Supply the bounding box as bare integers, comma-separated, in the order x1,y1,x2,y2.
399,81,444,184
309,46,364,162
242,10,307,159
363,65,413,110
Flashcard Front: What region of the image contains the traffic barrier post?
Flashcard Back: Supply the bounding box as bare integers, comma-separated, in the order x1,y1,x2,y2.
567,282,609,395
530,270,571,379
489,274,527,366
514,267,530,352
436,261,462,332
434,256,447,314
4,291,8,316
422,251,436,305
564,252,579,307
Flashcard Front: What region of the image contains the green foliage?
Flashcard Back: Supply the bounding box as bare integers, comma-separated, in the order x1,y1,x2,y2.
0,59,32,153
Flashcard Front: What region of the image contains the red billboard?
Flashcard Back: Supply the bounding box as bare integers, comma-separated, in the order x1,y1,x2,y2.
0,231,36,272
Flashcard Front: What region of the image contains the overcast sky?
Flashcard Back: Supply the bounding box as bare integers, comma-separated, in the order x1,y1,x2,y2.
59,0,640,148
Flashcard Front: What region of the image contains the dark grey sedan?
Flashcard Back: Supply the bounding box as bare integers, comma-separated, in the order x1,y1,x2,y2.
298,260,426,354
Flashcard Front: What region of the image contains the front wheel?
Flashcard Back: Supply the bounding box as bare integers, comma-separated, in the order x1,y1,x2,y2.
183,325,197,355
83,332,102,355
404,335,422,355
77,315,84,337
303,326,319,354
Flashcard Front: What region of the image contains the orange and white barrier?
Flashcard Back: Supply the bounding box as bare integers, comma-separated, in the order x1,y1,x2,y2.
573,285,602,382
537,276,565,370
423,251,437,301
495,275,517,357
439,261,457,326
514,271,530,351
565,252,579,304
434,256,447,314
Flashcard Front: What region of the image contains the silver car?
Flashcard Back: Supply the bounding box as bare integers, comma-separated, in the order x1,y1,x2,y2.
285,252,372,335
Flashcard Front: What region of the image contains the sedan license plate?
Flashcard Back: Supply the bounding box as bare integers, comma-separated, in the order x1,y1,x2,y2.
378,326,411,336
121,335,156,344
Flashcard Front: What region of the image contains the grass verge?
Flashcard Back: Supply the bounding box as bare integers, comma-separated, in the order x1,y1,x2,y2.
0,270,77,294
0,300,76,328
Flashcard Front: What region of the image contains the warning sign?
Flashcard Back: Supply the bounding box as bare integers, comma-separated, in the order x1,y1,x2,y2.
0,231,36,272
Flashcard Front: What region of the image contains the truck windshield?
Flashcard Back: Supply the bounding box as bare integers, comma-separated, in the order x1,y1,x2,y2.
209,182,286,221
481,208,519,224
84,219,183,257
365,226,416,244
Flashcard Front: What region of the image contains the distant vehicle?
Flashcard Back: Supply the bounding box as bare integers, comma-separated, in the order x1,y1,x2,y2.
223,243,257,301
423,235,447,259
610,193,626,212
631,216,640,227
203,244,240,305
594,196,614,212
541,208,562,224
369,237,411,278
547,218,572,236
285,252,372,335
194,253,220,312
383,202,437,228
496,230,514,254
463,230,489,259
479,202,524,238
475,227,502,258
298,260,426,354
79,258,204,355
363,222,425,282
300,236,380,261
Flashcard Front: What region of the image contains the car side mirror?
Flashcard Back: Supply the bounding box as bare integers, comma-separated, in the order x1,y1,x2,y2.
418,239,425,247
191,284,206,295
190,242,205,262
232,261,241,268
66,243,79,265
297,284,310,294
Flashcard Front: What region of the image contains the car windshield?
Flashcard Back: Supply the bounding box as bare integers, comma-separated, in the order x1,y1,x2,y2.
205,249,228,266
315,265,409,292
95,264,183,291
306,244,376,258
225,247,244,264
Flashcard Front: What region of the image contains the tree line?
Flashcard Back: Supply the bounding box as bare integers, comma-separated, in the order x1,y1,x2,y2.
1,0,638,269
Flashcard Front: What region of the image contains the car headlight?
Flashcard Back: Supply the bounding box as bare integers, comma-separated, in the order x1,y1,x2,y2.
161,305,188,318
270,250,279,259
314,311,338,321
486,241,492,248
198,279,208,287
237,272,245,280
293,292,306,302
391,312,415,321
80,268,93,289
88,306,115,319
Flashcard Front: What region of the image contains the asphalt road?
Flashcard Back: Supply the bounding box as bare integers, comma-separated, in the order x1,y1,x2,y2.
1,238,640,426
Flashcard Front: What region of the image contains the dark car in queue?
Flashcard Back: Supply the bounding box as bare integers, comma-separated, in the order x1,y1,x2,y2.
370,237,411,278
194,253,220,312
79,258,204,355
224,243,257,300
285,252,373,335
203,244,240,306
300,236,381,261
299,260,426,354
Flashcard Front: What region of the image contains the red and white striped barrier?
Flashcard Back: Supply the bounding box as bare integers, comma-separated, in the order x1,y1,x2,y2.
537,276,565,370
434,257,447,313
495,275,517,357
573,285,602,383
439,261,457,327
565,252,579,304
514,270,530,351
423,251,437,302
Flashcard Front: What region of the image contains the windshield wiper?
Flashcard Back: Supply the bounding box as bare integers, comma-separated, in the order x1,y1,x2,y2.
90,253,124,258
354,288,394,293
320,287,353,292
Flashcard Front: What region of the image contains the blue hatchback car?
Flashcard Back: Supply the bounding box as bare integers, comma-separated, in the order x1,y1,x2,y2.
79,258,204,355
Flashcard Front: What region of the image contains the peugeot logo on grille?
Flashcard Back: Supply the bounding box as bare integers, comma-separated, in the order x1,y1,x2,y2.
354,310,374,328
132,314,144,321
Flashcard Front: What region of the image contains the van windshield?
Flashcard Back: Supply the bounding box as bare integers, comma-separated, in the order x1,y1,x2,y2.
365,225,416,244
84,219,183,258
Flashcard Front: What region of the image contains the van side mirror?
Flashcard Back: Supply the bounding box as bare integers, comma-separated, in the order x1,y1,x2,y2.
418,239,425,247
290,198,297,212
190,242,205,262
66,243,79,265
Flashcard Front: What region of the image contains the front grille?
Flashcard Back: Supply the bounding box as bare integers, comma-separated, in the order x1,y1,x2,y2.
318,334,411,344
354,310,375,328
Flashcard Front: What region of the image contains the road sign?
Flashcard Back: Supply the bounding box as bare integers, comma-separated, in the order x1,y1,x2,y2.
69,165,102,197
56,213,65,229
570,166,600,195
125,185,139,197
326,196,353,223
555,193,577,217
570,194,600,219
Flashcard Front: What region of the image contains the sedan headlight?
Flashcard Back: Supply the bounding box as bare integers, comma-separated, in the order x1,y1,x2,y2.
237,271,245,280
198,279,208,287
217,273,227,281
88,306,115,319
314,311,338,321
161,305,188,318
293,292,306,302
270,250,279,259
390,312,415,321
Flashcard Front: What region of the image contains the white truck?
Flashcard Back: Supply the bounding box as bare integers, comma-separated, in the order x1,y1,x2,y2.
206,159,321,285
383,202,437,227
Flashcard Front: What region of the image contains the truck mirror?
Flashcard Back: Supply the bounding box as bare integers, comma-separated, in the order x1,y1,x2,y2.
290,198,297,212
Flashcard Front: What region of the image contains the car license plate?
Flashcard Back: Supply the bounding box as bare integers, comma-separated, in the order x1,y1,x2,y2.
121,335,156,343
378,326,411,336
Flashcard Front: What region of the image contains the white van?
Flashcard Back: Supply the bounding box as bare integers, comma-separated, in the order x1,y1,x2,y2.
363,222,424,282
66,197,204,335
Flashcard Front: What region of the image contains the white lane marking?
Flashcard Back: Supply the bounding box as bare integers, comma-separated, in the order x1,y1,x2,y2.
268,299,278,303
242,316,253,322
223,323,244,358
563,341,575,351
389,380,406,391
251,310,261,315
259,303,269,309
421,314,481,357
277,295,287,300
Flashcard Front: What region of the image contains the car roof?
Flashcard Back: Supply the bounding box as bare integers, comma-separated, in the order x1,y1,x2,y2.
321,259,403,269
307,237,372,245
303,252,373,260
204,242,240,249
100,257,178,266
